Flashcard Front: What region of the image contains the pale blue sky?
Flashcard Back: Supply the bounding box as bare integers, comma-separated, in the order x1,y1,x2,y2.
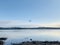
0,0,60,25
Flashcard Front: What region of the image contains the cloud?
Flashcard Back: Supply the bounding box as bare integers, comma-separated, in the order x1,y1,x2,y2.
0,20,39,27
41,22,60,27
0,20,60,27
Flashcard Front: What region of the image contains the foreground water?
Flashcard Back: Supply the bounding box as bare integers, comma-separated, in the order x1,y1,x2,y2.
0,29,60,45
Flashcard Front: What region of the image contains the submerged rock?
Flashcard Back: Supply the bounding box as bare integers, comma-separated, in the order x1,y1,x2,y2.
0,38,7,41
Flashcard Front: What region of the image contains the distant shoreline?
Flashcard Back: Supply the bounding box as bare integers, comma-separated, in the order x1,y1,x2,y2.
0,27,60,29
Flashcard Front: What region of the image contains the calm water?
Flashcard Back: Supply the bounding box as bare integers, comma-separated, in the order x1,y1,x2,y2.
0,29,60,45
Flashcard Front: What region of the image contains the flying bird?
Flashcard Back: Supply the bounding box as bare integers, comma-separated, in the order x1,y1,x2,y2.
29,20,32,22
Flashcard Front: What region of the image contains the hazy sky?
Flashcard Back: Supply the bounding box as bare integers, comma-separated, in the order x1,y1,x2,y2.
0,0,60,26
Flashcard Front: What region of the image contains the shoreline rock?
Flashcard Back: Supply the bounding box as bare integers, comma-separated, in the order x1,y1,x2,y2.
12,41,60,45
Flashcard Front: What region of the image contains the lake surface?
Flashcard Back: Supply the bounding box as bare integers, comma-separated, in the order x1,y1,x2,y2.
0,29,60,45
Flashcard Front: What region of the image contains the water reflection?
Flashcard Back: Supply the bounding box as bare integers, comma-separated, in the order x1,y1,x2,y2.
0,29,60,45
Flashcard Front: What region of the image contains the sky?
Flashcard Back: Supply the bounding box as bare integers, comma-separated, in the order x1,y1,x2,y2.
0,0,60,27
